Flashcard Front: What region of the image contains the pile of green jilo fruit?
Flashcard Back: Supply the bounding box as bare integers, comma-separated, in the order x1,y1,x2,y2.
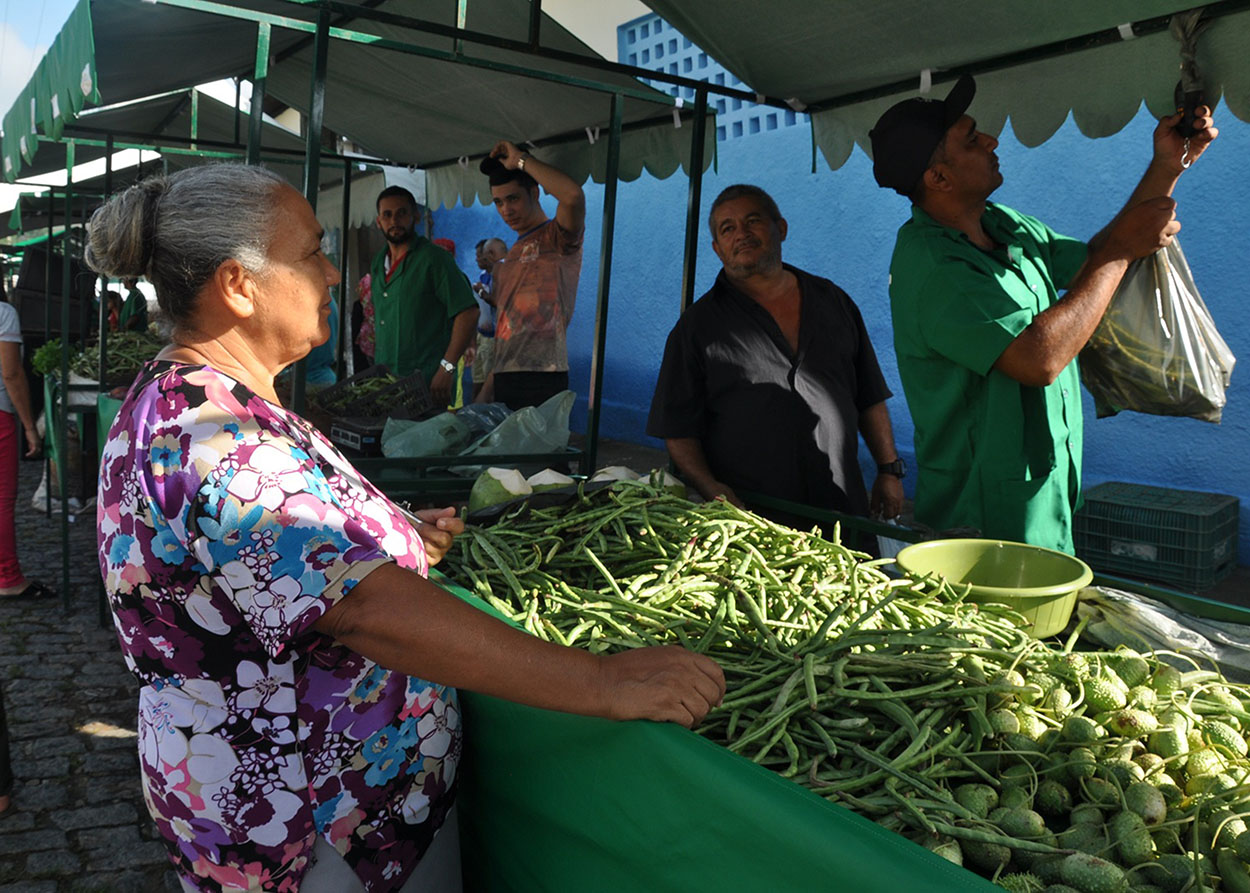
951,648,1250,893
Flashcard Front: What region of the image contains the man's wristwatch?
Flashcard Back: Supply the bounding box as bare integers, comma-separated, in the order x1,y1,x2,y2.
517,153,531,171
439,358,456,375
877,458,907,479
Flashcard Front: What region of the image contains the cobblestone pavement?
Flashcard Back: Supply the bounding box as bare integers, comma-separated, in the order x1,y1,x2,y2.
0,455,180,892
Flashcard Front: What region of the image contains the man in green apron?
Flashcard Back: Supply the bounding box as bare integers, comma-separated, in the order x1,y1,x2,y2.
870,75,1216,552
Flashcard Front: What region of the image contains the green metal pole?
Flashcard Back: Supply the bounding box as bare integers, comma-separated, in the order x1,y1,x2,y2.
455,0,467,55
59,142,75,613
43,195,53,518
98,137,112,386
247,22,271,166
191,88,199,150
583,93,622,475
337,157,351,381
527,0,542,46
291,7,330,415
681,86,709,313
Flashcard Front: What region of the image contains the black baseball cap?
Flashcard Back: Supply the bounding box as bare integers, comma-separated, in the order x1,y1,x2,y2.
869,74,976,196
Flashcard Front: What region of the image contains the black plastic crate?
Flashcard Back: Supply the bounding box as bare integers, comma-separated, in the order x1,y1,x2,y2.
1073,482,1239,592
313,364,435,421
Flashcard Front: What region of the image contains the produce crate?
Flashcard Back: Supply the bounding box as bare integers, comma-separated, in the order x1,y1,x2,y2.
1073,481,1238,592
314,364,437,456
313,363,435,421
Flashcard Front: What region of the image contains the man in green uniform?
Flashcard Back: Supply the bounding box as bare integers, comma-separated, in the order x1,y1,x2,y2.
118,278,149,333
869,75,1217,552
371,186,478,407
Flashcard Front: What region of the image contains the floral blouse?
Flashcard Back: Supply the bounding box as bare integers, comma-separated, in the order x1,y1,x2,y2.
97,361,461,891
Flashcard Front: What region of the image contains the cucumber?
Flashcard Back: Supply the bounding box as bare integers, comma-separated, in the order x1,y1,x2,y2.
1218,847,1250,893
1107,652,1151,688
1150,664,1183,699
1064,716,1106,745
1124,781,1166,826
1107,708,1159,739
1109,809,1154,865
1059,852,1128,893
954,782,998,819
1204,718,1249,758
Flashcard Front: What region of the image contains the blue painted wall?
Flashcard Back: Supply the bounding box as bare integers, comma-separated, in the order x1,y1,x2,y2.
431,101,1250,567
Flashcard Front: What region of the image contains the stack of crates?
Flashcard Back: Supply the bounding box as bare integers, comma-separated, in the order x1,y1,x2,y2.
1073,482,1239,592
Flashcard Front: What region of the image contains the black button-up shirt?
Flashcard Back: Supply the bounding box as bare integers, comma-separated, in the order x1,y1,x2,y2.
648,264,891,525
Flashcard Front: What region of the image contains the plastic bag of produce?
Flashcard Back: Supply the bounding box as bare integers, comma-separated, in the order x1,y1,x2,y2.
452,390,575,476
1077,586,1250,681
381,412,473,458
1080,239,1235,423
455,402,512,439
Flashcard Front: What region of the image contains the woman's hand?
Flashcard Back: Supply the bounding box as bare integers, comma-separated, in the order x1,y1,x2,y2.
597,646,726,728
411,507,464,565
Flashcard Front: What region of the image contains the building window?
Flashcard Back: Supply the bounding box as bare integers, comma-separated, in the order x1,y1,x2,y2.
641,49,649,63
656,44,664,59
627,29,635,44
698,53,708,68
716,99,726,114
669,39,677,53
749,117,760,134
717,125,726,141
766,113,777,130
732,121,743,138
641,22,649,38
684,37,692,49
669,62,678,74
683,58,692,72
628,53,637,66
731,97,742,110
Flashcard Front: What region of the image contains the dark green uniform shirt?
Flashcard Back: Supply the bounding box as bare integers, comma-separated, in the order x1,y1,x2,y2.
118,287,148,333
370,237,476,383
889,203,1088,552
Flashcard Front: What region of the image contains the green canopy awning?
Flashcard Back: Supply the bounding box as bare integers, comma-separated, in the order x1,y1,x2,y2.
1,0,715,208
641,0,1250,169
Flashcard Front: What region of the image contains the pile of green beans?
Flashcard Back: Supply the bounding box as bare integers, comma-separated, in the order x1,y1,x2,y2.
442,481,1250,891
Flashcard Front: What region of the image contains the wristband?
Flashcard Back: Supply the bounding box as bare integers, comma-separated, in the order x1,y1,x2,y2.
517,153,531,171
439,358,456,374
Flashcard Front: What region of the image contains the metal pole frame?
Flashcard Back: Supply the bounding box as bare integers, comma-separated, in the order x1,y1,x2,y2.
246,22,271,165
290,7,330,415
680,86,709,314
582,93,623,475
57,141,75,613
337,156,351,381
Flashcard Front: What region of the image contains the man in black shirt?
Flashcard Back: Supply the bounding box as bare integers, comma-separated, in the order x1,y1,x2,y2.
647,184,905,533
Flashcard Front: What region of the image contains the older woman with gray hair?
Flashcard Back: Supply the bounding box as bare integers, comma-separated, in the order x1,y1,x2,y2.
87,164,724,893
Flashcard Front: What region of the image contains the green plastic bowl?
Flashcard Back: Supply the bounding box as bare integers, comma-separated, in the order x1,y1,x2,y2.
895,538,1093,638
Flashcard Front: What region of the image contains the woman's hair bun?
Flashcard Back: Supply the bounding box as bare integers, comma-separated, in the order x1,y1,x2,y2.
84,176,169,279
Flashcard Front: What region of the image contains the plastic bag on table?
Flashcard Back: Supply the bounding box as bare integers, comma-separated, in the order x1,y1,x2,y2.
381,412,473,458
1076,585,1250,682
1080,239,1235,423
450,390,575,477
454,402,512,439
